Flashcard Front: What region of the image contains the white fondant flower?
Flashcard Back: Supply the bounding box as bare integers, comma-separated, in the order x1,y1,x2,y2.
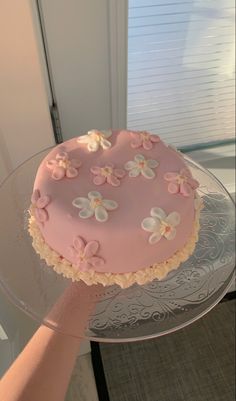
77,129,112,152
124,154,159,179
142,207,180,244
72,191,118,222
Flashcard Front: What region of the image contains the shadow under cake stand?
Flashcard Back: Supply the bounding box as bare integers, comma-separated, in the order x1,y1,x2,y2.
0,149,235,342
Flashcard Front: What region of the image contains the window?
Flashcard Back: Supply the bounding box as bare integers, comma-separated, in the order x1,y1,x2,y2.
127,0,235,148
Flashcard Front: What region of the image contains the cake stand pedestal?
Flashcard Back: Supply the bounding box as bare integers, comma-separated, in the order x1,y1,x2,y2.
0,149,235,342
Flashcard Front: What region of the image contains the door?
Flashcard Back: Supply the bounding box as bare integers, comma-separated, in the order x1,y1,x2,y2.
38,0,127,139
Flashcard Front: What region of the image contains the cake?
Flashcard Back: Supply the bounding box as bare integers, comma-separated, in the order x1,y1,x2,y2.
28,129,203,288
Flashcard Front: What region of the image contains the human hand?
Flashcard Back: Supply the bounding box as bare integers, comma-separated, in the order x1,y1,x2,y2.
45,281,104,338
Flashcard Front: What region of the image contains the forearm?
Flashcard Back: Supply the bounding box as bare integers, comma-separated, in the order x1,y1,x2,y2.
0,325,80,401
0,282,100,401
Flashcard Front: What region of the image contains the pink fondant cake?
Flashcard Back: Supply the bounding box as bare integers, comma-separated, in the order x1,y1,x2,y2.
28,130,202,288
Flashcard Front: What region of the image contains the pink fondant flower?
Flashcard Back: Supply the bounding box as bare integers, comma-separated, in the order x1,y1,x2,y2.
131,131,160,150
90,163,126,187
46,151,81,180
164,168,199,197
31,189,50,223
69,236,105,271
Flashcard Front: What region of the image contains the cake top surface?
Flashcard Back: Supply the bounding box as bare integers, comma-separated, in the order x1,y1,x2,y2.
32,130,199,275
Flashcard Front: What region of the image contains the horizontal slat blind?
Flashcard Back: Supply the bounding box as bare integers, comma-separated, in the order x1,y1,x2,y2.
127,0,235,148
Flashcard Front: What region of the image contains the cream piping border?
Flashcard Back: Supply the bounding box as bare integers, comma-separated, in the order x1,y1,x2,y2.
28,205,202,289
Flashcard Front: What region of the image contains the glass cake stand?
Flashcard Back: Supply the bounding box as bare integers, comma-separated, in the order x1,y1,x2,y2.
0,149,235,342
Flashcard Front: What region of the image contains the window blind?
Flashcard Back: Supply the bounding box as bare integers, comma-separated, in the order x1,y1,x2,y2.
127,0,235,148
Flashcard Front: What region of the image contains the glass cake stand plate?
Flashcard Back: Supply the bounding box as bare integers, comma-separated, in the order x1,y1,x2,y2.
0,149,235,342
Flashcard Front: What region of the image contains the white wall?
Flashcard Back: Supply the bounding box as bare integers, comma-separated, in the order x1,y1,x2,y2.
0,0,54,372
0,0,55,183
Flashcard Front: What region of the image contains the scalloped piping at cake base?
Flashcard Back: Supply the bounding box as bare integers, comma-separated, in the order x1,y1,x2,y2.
28,205,202,289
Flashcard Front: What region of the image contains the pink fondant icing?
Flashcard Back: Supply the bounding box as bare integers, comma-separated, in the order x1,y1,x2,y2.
33,130,197,274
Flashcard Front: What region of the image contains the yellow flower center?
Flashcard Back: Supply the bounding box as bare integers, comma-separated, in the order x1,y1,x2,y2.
91,131,104,142
177,175,187,184
91,197,102,209
79,253,86,262
101,166,113,177
91,132,101,142
58,159,70,169
140,131,149,140
138,160,147,168
160,221,172,236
